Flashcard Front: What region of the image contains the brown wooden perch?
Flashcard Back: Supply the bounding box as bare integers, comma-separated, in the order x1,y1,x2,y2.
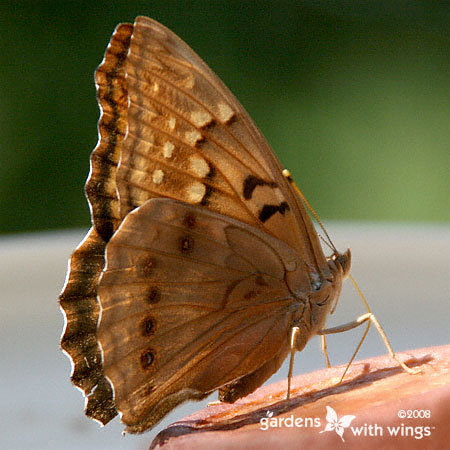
150,344,450,449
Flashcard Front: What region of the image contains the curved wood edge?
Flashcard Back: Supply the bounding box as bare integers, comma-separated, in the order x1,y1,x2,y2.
150,344,450,449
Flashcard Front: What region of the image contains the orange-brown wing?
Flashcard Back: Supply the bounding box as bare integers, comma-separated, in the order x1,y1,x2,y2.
59,23,133,425
97,198,299,433
60,15,330,430
117,16,329,278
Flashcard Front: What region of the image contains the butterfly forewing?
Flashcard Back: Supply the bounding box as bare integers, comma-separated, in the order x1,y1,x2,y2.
116,17,328,274
86,23,133,240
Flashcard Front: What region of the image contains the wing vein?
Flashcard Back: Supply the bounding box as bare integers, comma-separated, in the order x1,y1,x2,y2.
119,133,237,200
108,241,254,275
147,307,290,397
99,278,238,286
127,54,270,176
126,91,264,181
123,104,262,224
214,312,282,387
127,96,266,223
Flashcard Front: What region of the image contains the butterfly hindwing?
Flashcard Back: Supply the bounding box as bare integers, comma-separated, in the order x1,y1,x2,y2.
97,198,298,432
218,345,289,403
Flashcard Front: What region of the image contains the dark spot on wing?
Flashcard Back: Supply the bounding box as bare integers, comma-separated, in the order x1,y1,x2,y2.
255,275,268,286
243,290,257,300
259,202,290,222
206,163,216,179
137,257,157,275
141,317,155,336
243,175,278,200
183,213,196,229
140,349,155,370
200,184,214,206
180,235,194,254
143,385,155,396
203,118,217,130
146,287,161,304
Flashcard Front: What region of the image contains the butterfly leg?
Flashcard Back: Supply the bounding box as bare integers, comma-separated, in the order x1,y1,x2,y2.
286,326,300,400
321,335,331,368
318,312,421,382
207,400,222,406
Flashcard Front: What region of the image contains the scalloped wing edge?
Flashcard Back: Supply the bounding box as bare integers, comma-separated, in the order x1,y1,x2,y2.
59,22,134,425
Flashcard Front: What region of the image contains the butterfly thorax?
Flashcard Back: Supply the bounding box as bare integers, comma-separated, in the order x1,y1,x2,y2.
290,248,351,351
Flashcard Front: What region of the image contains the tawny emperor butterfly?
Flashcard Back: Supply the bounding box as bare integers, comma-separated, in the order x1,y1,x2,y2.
60,16,414,434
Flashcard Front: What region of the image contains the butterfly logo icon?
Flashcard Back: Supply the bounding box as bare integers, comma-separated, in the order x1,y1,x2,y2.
320,406,356,442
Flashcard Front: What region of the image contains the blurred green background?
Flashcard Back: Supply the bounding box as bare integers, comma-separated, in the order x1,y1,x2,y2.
0,1,448,234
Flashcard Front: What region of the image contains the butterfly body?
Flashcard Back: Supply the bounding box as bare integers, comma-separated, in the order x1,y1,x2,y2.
60,16,351,433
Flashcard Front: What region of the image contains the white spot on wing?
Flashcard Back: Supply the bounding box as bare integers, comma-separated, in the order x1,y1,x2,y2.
187,182,206,203
191,110,213,128
184,76,195,89
185,130,203,145
168,117,176,130
152,169,164,185
163,141,175,158
189,155,210,177
217,102,235,124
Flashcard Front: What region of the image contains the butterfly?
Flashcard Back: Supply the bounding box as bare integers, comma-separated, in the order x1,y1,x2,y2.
59,16,353,434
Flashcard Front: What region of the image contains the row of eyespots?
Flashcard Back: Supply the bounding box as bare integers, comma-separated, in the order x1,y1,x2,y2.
139,286,160,370
136,212,195,371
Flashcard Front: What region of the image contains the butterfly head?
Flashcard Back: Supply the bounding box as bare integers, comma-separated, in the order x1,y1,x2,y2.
323,248,351,316
335,248,352,279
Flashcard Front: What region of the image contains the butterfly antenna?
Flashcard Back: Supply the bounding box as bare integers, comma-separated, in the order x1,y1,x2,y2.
319,234,335,252
282,169,338,254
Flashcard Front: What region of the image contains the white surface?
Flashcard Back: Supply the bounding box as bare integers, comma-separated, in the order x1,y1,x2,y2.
0,224,448,450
